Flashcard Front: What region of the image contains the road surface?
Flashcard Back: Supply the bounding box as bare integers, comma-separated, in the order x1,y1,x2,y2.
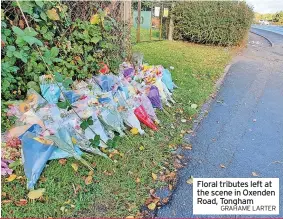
251,25,283,47
157,31,283,218
252,25,283,36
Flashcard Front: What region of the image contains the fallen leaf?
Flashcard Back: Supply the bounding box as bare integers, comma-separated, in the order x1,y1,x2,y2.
88,170,94,176
135,178,141,183
6,174,17,182
2,192,7,197
191,104,198,109
71,163,78,172
39,176,47,183
15,199,28,206
64,199,71,204
2,200,12,204
169,184,173,190
130,128,139,135
252,172,259,177
19,19,25,29
152,173,157,180
186,130,193,134
85,175,93,185
162,197,169,204
220,164,226,168
139,145,145,151
90,14,100,25
149,189,155,196
27,188,45,200
147,202,156,211
183,144,192,150
60,206,65,213
103,170,112,176
74,184,82,194
16,176,24,180
186,176,194,184
173,160,183,169
59,159,67,165
46,8,60,21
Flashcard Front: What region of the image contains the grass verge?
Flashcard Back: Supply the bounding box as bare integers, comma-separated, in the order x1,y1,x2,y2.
1,40,233,218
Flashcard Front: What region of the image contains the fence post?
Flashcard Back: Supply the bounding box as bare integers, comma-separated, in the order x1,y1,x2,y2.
168,2,175,41
159,3,163,40
122,0,131,23
137,0,141,43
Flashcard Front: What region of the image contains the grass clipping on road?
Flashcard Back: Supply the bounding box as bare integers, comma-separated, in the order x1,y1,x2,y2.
1,40,232,218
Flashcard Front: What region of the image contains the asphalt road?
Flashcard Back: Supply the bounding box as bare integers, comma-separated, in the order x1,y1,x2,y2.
250,27,283,47
252,25,283,36
157,32,283,218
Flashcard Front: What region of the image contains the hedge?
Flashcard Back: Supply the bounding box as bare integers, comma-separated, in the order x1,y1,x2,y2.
172,1,254,46
1,1,127,131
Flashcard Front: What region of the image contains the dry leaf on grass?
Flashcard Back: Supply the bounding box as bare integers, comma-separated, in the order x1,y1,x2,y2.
71,163,78,172
5,174,17,182
152,173,157,180
15,199,28,206
147,202,156,210
2,200,12,204
135,178,141,183
85,176,93,185
139,146,145,151
28,188,45,200
88,170,94,176
59,159,67,165
191,104,198,109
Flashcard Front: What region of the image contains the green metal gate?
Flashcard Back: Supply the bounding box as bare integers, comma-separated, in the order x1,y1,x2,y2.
134,1,171,43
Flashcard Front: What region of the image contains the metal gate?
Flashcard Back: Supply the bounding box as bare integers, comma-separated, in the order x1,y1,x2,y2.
133,1,172,43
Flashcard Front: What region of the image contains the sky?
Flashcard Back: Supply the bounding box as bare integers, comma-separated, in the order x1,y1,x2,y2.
245,0,283,14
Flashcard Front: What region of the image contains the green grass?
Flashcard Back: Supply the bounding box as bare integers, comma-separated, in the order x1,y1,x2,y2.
1,40,232,218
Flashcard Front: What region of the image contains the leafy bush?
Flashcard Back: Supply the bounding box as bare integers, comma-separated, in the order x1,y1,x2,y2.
172,1,254,46
1,1,126,131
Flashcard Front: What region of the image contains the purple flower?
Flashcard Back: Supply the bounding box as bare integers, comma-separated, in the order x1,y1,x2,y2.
1,158,14,176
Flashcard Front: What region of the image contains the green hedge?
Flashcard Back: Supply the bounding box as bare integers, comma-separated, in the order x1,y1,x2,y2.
172,1,254,46
1,1,127,131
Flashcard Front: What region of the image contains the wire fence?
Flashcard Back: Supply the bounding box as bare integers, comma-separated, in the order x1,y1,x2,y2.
65,0,132,60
